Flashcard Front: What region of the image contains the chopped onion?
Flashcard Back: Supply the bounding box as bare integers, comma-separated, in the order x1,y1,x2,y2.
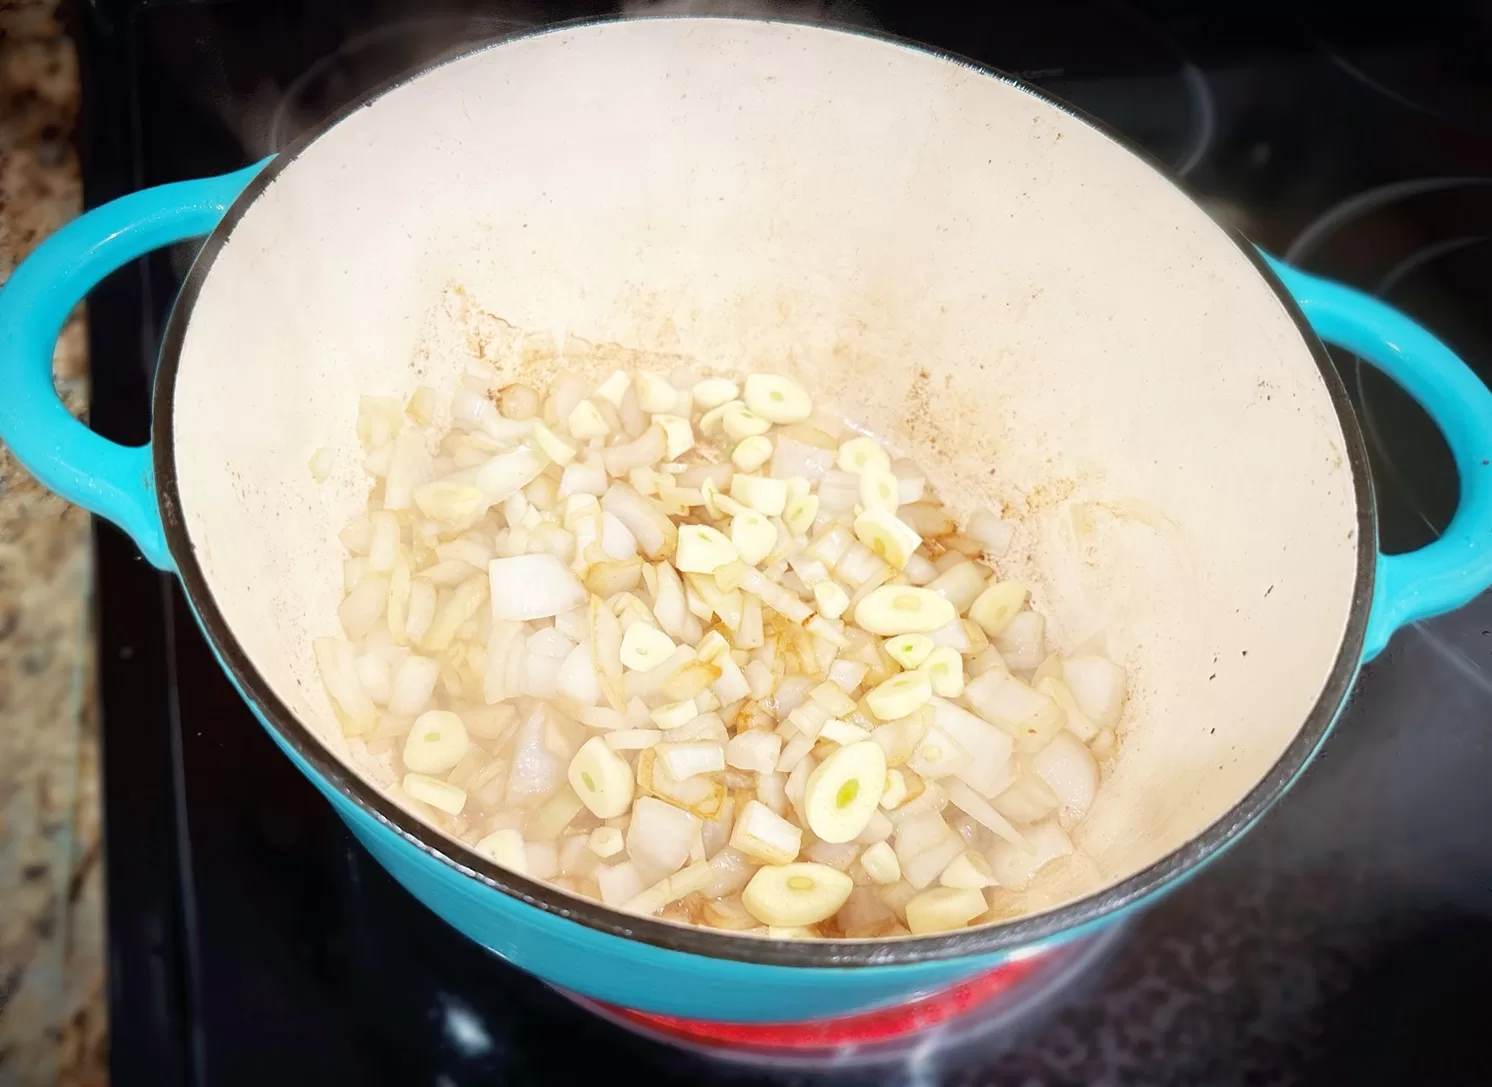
945,779,1030,849
769,434,835,483
489,554,587,621
987,819,1072,891
314,637,377,732
475,445,547,503
739,567,812,623
387,654,440,716
602,424,668,478
816,470,860,514
339,573,389,640
560,456,608,497
926,561,988,614
929,699,1014,797
602,483,677,559
995,611,1046,671
897,502,958,538
627,796,699,876
382,427,436,511
1062,656,1128,728
506,706,567,808
1030,731,1100,823
967,508,1016,557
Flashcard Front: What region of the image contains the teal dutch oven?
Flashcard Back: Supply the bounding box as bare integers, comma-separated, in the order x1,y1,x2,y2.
3,18,1491,1022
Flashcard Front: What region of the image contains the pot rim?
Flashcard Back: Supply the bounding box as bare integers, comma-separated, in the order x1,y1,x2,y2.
151,14,1376,969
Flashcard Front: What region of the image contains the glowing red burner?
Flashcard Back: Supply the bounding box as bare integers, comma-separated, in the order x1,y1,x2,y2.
604,956,1046,1049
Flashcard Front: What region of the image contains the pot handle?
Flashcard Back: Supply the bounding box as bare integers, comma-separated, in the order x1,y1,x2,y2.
0,161,269,571
1265,254,1492,660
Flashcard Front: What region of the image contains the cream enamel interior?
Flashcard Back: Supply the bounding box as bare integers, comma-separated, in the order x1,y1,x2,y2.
169,19,1361,930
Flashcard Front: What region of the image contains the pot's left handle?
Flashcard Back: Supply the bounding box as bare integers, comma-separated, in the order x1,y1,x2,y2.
1265,254,1492,660
0,160,270,570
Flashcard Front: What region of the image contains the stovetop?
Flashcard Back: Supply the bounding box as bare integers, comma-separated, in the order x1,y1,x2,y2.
74,1,1492,1084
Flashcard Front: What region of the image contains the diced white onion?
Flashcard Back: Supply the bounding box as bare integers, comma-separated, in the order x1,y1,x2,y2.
489,554,587,621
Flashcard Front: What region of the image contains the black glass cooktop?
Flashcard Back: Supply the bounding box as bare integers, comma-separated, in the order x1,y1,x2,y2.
76,1,1492,1084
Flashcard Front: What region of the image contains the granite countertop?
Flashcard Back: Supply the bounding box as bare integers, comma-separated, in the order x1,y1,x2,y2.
0,1,108,1083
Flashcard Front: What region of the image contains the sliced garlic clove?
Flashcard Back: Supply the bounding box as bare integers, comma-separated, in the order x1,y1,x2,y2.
695,630,731,663
885,634,936,669
619,622,677,671
837,436,891,475
698,399,744,437
743,374,813,424
969,581,1030,637
766,925,818,940
729,473,789,516
731,510,777,566
731,435,773,472
803,740,887,843
853,586,957,635
533,420,578,466
649,698,699,730
818,718,873,745
865,669,933,720
568,736,636,818
730,798,803,865
676,524,739,574
922,646,965,697
722,405,772,441
402,710,470,775
476,827,527,871
812,580,850,620
879,768,909,809
859,467,900,512
567,399,612,440
636,373,678,414
853,506,922,569
860,840,902,884
403,772,467,815
588,826,625,858
691,377,740,411
905,886,987,934
939,850,996,889
594,370,631,406
783,493,820,536
742,862,854,926
652,414,695,460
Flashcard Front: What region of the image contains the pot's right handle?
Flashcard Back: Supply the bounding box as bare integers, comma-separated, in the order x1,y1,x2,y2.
0,161,268,570
1265,254,1492,660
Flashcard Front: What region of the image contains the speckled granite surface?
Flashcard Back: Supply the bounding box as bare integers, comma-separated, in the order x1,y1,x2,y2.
0,2,108,1084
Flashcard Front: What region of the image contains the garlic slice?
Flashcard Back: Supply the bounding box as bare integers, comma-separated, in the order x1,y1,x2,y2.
886,634,936,669
853,506,921,569
742,862,853,927
837,436,891,475
860,840,902,884
402,710,470,775
742,374,812,425
403,773,467,815
803,740,887,843
568,736,636,818
905,886,987,934
619,623,676,672
853,586,957,635
969,581,1029,637
865,669,933,720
